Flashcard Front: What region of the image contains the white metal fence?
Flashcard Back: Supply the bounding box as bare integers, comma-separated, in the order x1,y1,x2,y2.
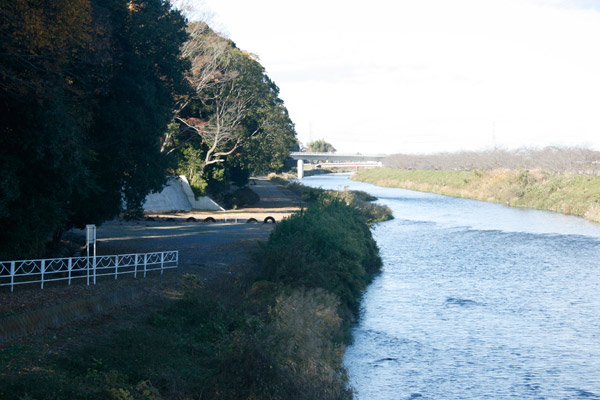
0,251,178,292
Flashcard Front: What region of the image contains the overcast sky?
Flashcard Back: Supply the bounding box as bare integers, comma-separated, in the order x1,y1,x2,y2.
199,0,600,154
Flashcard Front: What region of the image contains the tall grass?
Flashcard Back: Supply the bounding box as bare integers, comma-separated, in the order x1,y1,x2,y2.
353,168,600,223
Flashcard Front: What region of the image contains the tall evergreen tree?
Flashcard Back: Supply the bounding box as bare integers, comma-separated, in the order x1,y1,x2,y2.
0,0,189,258
70,0,190,225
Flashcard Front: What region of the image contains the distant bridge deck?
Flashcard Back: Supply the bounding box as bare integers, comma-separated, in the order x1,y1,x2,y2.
290,152,387,178
289,152,387,162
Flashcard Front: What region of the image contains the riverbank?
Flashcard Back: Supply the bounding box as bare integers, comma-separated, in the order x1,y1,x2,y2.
1,180,384,399
268,175,394,223
352,168,600,223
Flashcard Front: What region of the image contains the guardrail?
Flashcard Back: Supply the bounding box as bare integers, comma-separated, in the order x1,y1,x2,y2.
0,251,178,292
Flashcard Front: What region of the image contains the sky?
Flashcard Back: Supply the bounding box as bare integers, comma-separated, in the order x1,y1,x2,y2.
196,0,600,154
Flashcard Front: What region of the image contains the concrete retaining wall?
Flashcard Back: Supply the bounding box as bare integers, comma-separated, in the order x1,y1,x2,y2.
143,175,223,211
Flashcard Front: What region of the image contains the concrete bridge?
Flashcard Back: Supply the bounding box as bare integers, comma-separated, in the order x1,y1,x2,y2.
290,152,386,179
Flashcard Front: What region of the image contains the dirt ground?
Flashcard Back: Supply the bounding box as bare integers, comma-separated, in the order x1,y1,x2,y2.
0,178,303,337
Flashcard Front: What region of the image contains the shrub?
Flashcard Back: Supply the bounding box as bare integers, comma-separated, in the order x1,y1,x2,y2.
218,186,260,209
2,190,383,399
267,288,351,399
258,198,382,313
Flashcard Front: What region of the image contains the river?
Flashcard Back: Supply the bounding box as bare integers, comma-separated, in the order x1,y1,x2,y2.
300,173,600,400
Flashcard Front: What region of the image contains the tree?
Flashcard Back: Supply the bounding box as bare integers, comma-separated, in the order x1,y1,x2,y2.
0,0,189,258
0,0,103,257
307,139,336,153
70,0,190,225
164,23,297,194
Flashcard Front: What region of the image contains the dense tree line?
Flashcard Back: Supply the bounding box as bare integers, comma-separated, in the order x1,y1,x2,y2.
0,0,189,258
0,1,297,258
385,147,600,174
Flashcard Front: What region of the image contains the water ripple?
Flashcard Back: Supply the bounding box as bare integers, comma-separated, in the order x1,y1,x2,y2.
302,175,600,400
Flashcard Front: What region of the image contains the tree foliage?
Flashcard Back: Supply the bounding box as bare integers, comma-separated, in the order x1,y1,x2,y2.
307,139,336,153
0,2,298,258
164,23,297,194
0,0,189,258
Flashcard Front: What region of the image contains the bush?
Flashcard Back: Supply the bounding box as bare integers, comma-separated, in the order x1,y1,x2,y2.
258,198,382,313
267,288,351,399
218,187,260,209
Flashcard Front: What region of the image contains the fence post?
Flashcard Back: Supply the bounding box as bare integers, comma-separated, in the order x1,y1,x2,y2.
10,261,15,293
115,255,119,280
134,254,138,278
86,224,96,285
68,258,72,285
161,252,164,275
143,253,147,278
41,260,45,289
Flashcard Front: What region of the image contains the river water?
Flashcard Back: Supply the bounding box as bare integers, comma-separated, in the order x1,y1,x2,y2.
300,173,600,400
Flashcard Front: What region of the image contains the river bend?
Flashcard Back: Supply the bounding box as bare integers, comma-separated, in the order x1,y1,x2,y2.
301,173,600,400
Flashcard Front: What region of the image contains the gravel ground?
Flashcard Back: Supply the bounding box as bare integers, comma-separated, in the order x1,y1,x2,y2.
95,220,275,274
0,178,302,320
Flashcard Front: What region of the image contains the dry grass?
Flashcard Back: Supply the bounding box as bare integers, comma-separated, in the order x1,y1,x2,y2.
354,168,600,223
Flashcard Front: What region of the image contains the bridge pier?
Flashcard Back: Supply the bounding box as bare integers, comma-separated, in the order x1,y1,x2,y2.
297,159,304,179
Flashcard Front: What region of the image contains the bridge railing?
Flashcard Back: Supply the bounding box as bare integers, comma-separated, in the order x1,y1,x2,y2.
0,251,178,292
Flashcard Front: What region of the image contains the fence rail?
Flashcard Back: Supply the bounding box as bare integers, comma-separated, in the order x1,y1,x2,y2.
0,251,178,292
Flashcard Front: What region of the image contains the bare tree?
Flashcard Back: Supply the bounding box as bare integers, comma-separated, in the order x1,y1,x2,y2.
160,17,297,184
161,21,233,153
174,78,260,175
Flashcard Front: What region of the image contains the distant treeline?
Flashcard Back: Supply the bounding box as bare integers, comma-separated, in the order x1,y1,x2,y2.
385,147,600,174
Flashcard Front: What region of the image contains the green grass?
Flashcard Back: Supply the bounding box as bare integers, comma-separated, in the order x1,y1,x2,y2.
353,168,600,223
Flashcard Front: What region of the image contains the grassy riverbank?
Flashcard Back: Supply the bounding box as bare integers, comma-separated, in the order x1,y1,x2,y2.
268,174,393,224
353,168,600,223
1,197,382,399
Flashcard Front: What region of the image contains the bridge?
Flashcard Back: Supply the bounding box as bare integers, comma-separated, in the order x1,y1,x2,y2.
290,152,387,179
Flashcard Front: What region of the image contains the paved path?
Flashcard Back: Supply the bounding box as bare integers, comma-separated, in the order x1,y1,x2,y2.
251,178,304,208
